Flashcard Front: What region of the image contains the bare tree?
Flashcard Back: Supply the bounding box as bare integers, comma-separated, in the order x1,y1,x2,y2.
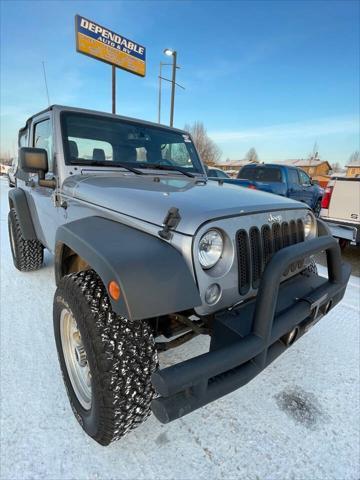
331,162,343,173
244,147,259,163
184,121,221,166
348,150,360,164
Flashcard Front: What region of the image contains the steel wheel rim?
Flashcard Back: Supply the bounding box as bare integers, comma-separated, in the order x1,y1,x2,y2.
60,308,92,410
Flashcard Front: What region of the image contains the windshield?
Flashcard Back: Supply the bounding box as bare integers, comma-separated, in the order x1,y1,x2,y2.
61,112,204,174
238,166,282,182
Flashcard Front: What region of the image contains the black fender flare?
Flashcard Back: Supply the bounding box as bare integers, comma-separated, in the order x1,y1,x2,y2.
55,216,201,320
8,188,38,240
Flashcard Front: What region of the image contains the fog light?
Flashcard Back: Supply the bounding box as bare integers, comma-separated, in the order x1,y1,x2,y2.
205,283,221,305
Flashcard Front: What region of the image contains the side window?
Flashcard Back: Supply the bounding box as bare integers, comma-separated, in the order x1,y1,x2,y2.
299,170,311,185
288,169,299,184
33,119,53,171
217,170,229,178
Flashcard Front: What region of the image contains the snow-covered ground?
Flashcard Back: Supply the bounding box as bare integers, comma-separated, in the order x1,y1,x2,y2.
1,177,359,480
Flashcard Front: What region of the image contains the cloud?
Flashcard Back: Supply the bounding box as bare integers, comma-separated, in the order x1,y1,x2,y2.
210,115,360,143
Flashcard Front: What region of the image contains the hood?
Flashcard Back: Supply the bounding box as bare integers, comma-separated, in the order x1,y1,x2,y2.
63,172,306,235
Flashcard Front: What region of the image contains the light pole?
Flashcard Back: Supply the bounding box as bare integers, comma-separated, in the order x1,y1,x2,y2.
164,49,177,127
158,62,163,124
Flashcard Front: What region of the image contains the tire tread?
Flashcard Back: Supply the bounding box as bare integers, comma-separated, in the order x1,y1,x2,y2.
54,270,158,445
8,208,43,271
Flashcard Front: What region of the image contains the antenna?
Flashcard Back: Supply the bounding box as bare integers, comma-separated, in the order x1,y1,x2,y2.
42,61,51,106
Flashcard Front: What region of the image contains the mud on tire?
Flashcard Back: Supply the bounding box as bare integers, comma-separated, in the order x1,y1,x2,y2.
8,208,43,271
53,270,158,446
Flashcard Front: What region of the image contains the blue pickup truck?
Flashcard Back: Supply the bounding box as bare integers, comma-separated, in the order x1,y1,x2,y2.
207,164,324,215
237,164,324,215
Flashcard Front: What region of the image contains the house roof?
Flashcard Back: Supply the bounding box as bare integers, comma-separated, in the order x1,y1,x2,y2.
217,159,258,168
345,162,360,168
279,158,331,169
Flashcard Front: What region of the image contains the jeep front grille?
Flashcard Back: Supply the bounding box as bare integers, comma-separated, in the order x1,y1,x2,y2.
236,220,305,294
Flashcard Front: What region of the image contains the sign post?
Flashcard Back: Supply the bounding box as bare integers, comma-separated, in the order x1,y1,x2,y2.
75,15,146,113
112,66,116,114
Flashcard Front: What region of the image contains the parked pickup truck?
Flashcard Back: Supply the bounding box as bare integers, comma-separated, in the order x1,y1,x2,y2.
320,176,360,249
237,164,324,216
8,105,350,446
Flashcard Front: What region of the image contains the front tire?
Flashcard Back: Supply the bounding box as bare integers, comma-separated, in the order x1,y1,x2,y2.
313,200,322,217
53,270,158,446
8,208,43,271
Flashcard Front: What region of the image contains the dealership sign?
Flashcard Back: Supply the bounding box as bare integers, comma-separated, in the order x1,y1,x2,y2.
75,15,146,77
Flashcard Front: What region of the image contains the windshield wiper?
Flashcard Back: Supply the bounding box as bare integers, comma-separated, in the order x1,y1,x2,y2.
140,163,196,178
75,160,144,175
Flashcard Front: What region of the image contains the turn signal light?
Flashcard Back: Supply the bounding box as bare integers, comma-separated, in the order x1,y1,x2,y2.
108,280,121,301
247,185,257,190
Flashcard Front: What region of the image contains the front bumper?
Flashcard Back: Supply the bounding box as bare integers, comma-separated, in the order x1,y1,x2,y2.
151,235,351,424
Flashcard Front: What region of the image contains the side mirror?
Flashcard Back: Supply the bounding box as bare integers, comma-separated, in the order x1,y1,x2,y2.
19,147,56,188
19,147,48,175
312,179,319,185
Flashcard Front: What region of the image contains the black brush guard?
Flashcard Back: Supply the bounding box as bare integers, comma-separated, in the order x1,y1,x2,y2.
151,235,351,424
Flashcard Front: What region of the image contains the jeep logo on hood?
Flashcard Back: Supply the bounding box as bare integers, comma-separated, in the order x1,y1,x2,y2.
268,213,282,223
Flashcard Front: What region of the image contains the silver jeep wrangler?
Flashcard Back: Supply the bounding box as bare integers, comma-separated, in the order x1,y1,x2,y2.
8,105,350,445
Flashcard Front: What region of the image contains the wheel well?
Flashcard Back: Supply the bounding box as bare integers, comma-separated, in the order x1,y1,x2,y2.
56,244,90,284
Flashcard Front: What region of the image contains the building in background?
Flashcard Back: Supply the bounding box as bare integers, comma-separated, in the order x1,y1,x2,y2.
217,159,259,177
280,154,331,187
345,160,360,177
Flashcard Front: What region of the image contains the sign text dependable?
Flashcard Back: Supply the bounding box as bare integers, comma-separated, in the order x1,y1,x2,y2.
75,15,146,77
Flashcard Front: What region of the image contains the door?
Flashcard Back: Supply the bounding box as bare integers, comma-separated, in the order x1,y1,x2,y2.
27,116,62,251
298,169,314,207
287,168,303,202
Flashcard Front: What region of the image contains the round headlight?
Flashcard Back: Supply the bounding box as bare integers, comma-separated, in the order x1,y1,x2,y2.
198,229,224,269
304,212,315,238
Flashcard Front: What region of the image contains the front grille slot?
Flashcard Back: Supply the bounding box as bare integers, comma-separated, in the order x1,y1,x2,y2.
290,220,297,244
236,218,305,295
236,229,250,295
272,223,282,252
261,225,273,266
249,227,262,289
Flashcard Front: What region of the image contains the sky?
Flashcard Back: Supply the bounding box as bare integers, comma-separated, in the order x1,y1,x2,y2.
1,0,359,165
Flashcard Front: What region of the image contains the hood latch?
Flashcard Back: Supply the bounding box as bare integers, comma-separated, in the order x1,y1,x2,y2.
159,207,181,240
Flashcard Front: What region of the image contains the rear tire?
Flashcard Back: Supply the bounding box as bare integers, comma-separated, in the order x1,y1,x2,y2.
8,208,43,271
53,270,158,446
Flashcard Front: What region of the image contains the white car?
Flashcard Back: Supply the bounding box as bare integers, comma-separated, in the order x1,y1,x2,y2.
320,176,360,249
